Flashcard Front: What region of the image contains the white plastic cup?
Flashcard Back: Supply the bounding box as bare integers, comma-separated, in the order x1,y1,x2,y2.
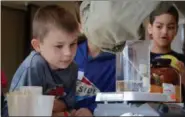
7,95,54,116
19,86,43,95
28,95,55,116
7,95,28,116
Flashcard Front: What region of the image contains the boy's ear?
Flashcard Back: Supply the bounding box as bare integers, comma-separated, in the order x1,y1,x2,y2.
147,23,152,35
31,39,41,52
147,24,153,39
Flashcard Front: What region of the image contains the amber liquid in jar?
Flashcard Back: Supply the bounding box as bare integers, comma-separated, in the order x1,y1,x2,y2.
150,59,181,102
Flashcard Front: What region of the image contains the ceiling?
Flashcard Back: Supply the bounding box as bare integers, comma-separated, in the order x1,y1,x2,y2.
1,1,185,24
1,1,81,10
2,1,185,12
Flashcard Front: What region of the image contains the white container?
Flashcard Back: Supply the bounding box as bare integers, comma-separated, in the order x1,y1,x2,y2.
19,86,43,95
7,94,54,116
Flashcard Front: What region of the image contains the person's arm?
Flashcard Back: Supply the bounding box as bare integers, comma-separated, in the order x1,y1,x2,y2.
52,79,76,114
176,61,185,84
176,61,185,102
87,103,97,114
72,103,96,116
45,85,68,113
73,108,93,116
52,99,67,112
73,96,97,116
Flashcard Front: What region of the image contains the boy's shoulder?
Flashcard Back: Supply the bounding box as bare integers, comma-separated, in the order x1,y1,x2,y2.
150,51,185,64
171,51,185,64
22,51,48,69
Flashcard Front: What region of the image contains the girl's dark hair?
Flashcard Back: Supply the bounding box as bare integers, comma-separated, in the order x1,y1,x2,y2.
149,2,179,25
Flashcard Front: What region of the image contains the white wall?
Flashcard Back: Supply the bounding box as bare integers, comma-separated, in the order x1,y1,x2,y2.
171,24,184,54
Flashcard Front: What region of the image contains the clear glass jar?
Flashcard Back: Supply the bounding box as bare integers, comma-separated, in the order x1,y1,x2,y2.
116,40,151,92
150,58,182,102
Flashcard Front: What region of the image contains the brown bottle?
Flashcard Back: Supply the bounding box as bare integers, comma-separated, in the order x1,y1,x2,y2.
150,59,181,102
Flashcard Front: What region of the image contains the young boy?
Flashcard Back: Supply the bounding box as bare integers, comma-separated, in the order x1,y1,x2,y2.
72,34,116,116
148,4,185,102
3,5,80,116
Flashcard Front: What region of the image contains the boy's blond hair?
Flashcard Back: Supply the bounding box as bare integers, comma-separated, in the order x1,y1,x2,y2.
32,5,79,41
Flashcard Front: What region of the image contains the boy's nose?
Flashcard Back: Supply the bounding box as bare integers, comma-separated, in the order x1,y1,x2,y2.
63,47,72,57
161,27,168,35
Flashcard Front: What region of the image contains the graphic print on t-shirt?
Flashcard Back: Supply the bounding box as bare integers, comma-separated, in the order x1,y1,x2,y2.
76,71,100,101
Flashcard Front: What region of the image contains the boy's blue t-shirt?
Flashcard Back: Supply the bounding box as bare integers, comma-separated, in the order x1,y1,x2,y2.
3,51,78,116
74,40,116,113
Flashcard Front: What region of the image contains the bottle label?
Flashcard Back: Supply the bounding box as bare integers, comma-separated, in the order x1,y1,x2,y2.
163,83,176,101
